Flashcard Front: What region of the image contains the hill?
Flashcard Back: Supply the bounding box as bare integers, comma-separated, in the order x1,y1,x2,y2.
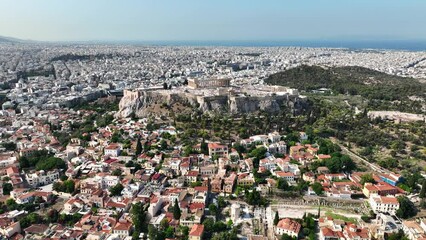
265,65,426,102
0,36,15,43
0,35,35,44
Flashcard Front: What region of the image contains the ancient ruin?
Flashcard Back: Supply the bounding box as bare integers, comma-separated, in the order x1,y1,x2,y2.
116,82,308,118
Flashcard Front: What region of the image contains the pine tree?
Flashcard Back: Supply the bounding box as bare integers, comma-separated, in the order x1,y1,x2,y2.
420,181,426,198
173,199,181,220
274,211,279,225
136,137,142,155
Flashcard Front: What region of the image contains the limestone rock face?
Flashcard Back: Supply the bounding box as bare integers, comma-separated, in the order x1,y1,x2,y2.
116,89,308,118
117,90,159,118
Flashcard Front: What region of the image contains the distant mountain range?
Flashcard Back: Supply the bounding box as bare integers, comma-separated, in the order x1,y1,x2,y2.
0,35,37,43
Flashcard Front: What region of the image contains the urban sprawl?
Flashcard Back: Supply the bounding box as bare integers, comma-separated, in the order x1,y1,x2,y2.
0,43,426,240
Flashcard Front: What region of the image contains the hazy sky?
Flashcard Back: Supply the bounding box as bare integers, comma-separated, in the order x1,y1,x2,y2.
1,0,425,42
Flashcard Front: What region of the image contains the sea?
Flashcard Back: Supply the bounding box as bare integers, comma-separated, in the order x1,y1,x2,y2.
118,40,426,52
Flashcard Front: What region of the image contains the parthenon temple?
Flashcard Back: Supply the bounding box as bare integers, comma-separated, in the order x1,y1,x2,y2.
187,77,231,89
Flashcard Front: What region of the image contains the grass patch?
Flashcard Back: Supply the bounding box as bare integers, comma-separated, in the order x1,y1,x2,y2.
325,211,358,223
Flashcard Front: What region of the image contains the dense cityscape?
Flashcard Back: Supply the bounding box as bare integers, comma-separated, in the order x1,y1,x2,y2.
1,44,426,111
1,0,426,239
0,40,425,240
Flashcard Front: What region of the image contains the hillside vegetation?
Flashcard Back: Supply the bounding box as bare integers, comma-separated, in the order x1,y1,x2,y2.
265,65,426,102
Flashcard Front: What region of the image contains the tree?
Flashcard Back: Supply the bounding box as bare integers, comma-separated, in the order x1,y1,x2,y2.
6,198,17,210
248,147,267,162
173,199,181,220
361,215,371,222
164,226,174,238
324,155,356,173
211,231,238,240
281,234,297,240
404,172,423,191
274,211,279,225
396,196,417,219
311,182,324,195
190,181,202,188
148,225,160,240
387,230,410,240
420,180,426,198
209,203,218,216
217,196,227,209
227,219,233,228
136,138,142,155
63,180,75,193
112,169,122,176
132,163,142,174
53,180,75,193
0,142,16,151
160,140,168,150
277,178,290,191
29,212,41,223
53,182,63,192
57,213,82,226
131,202,147,239
35,157,66,171
420,200,426,209
109,183,124,196
183,146,194,157
245,189,267,206
2,183,13,195
360,173,376,185
201,142,209,155
160,218,169,230
46,209,59,223
203,218,215,239
179,225,189,238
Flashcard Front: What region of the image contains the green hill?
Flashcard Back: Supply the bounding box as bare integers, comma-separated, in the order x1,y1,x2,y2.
265,65,426,101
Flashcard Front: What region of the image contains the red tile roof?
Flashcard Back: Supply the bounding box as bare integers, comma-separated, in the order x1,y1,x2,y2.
189,224,204,237
277,218,301,235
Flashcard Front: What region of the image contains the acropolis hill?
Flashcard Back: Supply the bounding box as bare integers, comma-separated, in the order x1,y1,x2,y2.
116,79,308,118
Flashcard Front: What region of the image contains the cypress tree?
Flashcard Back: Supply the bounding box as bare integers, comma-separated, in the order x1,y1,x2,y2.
420,181,426,198
173,199,181,220
274,211,279,225
136,137,142,155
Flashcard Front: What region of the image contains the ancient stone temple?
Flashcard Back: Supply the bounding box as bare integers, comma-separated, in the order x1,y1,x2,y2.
187,77,231,89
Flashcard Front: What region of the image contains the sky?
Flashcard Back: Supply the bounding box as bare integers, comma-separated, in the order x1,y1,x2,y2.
1,0,425,42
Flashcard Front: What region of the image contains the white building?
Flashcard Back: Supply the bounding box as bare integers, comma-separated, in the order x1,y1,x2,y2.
0,220,21,238
250,135,269,144
299,132,308,141
148,197,164,217
275,171,296,184
25,170,60,187
268,141,287,155
104,144,121,157
208,143,228,158
0,154,17,168
121,183,141,198
402,220,426,240
369,195,400,215
231,203,240,222
268,132,281,143
94,175,120,190
276,218,301,238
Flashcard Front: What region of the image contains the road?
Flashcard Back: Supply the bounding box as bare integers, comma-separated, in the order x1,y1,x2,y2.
330,138,426,190
330,138,391,174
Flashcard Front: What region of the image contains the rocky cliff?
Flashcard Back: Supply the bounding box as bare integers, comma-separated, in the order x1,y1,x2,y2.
116,89,308,118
